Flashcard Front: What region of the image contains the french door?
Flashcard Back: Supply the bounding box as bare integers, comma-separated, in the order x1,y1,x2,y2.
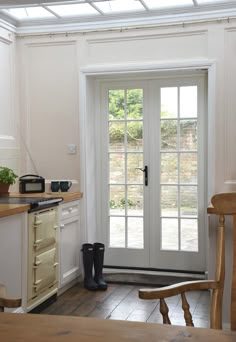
96,74,207,272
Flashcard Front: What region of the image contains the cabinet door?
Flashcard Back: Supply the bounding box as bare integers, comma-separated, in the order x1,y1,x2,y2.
59,215,80,287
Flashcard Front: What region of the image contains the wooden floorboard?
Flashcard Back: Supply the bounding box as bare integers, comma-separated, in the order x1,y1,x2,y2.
39,283,210,328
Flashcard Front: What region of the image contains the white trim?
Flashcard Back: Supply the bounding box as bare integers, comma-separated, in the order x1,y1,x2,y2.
79,59,216,269
80,59,216,76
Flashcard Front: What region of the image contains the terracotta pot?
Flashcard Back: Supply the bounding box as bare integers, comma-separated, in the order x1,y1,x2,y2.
0,183,10,195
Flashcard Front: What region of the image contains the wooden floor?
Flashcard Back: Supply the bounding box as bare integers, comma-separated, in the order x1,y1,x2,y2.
39,283,210,328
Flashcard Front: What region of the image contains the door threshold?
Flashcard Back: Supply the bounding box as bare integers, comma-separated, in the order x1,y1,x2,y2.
103,268,206,286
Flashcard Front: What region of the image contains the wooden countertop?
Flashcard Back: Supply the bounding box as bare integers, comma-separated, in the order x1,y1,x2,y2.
0,313,235,342
0,192,83,218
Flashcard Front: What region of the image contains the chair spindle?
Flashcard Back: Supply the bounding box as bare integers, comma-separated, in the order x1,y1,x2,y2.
160,298,171,324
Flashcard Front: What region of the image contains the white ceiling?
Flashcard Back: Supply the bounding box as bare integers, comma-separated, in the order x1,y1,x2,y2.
0,0,236,34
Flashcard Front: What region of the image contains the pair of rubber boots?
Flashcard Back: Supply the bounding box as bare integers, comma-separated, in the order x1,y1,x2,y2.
81,243,108,291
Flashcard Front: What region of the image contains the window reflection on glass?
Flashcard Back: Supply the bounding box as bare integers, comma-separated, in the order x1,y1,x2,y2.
161,87,178,118
109,90,125,120
181,219,198,252
161,153,178,183
180,153,198,184
109,217,125,248
180,120,198,150
109,122,125,152
127,185,143,216
161,218,179,250
180,86,197,118
180,186,198,217
161,185,178,217
109,153,125,184
127,121,143,151
128,217,144,249
109,185,125,216
127,89,143,119
127,153,143,184
161,119,177,150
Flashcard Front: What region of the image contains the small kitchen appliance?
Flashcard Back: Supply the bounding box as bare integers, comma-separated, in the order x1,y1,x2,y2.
19,174,45,194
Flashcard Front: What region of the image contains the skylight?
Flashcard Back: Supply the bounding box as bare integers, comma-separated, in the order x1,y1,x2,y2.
4,6,54,19
47,3,99,17
94,0,145,14
0,0,235,30
144,0,194,10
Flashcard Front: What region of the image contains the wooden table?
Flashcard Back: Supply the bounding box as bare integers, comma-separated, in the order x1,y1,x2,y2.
0,313,236,342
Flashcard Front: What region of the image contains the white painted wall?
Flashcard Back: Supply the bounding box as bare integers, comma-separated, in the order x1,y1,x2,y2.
0,28,20,191
0,18,234,325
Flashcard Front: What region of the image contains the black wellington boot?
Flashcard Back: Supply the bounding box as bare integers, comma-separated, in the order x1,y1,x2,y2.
81,243,98,291
93,243,108,291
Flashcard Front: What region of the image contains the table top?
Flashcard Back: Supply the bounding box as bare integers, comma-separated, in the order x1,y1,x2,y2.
0,313,236,342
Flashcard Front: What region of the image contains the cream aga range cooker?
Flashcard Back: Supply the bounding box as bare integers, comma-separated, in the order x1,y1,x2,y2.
0,196,63,311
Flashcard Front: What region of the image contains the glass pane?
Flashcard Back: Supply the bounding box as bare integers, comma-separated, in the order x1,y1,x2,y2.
127,121,143,151
5,7,54,19
180,153,197,184
161,218,179,250
127,89,143,119
110,217,125,248
109,122,125,152
127,185,143,216
109,153,125,184
161,153,178,183
181,219,198,252
180,186,198,217
95,0,145,13
144,0,193,9
161,186,178,217
197,0,225,3
180,86,197,118
109,185,125,216
48,3,99,17
180,120,197,150
109,90,125,120
128,217,144,249
127,153,143,184
161,120,177,151
161,87,177,118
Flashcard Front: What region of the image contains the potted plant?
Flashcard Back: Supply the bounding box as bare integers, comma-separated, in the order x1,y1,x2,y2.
0,166,18,194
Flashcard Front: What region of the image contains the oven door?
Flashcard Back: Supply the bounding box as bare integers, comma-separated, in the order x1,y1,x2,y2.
33,248,58,294
31,209,58,251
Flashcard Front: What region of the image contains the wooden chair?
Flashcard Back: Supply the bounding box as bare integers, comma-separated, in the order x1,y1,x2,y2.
0,283,21,312
139,192,236,330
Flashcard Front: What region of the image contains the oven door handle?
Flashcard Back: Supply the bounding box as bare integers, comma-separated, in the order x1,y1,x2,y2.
34,219,42,226
33,279,42,292
33,260,42,268
33,239,43,247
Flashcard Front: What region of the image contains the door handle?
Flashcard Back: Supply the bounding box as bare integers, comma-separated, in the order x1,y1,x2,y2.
135,166,148,186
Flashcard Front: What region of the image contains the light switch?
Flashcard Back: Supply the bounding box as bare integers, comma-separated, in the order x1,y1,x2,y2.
67,144,77,154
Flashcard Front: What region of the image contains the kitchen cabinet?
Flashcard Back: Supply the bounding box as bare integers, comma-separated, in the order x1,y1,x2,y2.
59,200,81,289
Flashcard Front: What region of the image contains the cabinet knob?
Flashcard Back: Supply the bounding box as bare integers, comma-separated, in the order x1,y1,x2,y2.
60,224,65,229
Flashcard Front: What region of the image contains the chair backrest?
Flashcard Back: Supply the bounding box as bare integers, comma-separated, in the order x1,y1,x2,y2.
0,284,21,312
208,192,236,330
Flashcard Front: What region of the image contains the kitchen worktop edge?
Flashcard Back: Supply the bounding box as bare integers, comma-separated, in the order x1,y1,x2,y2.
0,192,83,218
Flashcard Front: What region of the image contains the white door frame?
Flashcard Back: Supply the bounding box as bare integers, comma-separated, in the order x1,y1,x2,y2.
78,59,216,272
